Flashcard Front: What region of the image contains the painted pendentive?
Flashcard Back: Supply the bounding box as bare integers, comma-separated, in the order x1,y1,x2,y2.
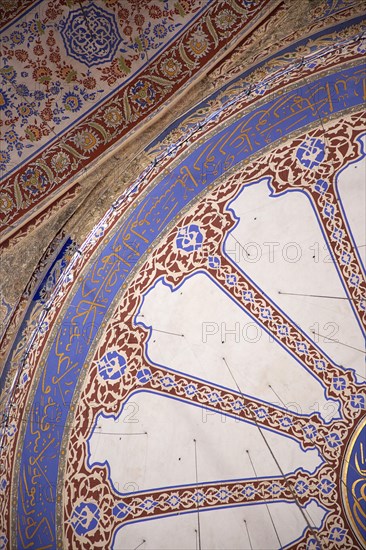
0,0,272,242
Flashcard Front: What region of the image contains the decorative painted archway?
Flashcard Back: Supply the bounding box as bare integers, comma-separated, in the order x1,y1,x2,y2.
0,2,365,549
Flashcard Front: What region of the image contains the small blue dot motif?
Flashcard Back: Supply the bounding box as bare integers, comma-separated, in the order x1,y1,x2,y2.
185,383,197,396
333,377,346,391
269,482,281,495
136,368,152,384
167,495,180,507
139,498,158,511
280,416,293,428
243,290,253,302
307,538,321,550
326,432,341,448
260,308,272,320
295,480,308,495
191,491,205,505
317,478,335,495
329,528,347,542
349,273,360,287
216,488,230,501
304,424,317,439
277,324,288,336
208,256,221,269
113,502,130,519
226,274,237,286
323,202,335,218
340,251,351,265
350,395,365,409
314,179,328,194
242,485,255,498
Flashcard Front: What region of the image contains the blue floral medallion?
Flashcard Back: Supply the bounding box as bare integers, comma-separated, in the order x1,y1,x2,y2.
296,137,325,169
59,3,122,67
70,502,100,535
176,224,203,252
96,350,127,381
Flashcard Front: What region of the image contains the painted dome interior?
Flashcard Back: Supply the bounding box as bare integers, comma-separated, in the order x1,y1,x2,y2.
0,1,365,549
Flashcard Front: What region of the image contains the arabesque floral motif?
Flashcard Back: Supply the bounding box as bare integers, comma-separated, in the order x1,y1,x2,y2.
0,0,270,241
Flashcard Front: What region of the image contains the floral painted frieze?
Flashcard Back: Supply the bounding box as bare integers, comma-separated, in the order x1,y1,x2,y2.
0,0,268,241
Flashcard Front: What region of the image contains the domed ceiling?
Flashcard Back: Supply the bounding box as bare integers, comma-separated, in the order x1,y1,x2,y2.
0,1,365,549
